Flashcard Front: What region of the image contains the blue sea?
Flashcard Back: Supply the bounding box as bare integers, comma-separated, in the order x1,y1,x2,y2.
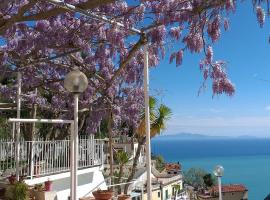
151,138,270,200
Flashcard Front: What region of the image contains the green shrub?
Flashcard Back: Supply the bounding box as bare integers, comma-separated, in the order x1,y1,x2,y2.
5,182,29,200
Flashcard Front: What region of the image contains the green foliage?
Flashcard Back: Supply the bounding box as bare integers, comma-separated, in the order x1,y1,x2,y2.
115,150,130,166
137,96,172,138
172,184,181,194
203,173,217,188
183,168,210,189
0,117,11,139
0,159,26,172
152,154,166,172
5,182,29,200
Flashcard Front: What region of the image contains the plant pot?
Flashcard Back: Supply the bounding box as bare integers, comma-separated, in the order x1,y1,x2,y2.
118,194,131,200
44,180,53,191
31,190,57,200
92,190,114,200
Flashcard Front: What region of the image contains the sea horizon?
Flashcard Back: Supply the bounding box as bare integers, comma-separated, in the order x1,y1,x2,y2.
155,132,270,139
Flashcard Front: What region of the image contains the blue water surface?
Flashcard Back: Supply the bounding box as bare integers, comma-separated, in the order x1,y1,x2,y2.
151,138,270,200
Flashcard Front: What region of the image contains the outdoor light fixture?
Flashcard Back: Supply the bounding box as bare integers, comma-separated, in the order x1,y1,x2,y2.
214,165,224,177
214,165,224,200
64,68,88,93
64,68,88,200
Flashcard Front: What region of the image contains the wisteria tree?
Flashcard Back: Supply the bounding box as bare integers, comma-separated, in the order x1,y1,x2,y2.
0,0,268,138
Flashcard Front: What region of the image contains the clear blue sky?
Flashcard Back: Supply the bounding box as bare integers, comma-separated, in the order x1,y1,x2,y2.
150,1,270,137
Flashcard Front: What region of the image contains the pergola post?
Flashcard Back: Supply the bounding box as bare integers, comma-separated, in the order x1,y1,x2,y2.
15,72,21,181
143,44,152,200
30,140,35,179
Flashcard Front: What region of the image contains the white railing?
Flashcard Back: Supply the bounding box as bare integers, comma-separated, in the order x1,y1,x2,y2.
0,135,103,179
170,191,190,200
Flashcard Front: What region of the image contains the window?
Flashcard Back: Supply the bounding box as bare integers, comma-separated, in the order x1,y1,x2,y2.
158,192,161,198
165,190,168,199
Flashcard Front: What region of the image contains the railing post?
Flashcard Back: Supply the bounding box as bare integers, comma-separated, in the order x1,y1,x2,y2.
91,135,94,165
101,142,104,165
30,141,35,179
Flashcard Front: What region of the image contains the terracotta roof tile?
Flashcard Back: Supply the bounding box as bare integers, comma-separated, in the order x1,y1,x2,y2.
165,163,181,171
212,184,248,193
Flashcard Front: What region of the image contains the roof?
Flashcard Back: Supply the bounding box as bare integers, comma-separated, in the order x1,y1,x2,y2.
212,184,248,193
152,165,181,179
264,194,270,200
165,163,181,171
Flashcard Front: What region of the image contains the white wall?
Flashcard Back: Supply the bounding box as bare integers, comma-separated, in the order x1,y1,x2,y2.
26,167,107,200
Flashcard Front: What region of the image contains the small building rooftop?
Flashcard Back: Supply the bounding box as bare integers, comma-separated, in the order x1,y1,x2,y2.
165,163,181,171
211,184,248,193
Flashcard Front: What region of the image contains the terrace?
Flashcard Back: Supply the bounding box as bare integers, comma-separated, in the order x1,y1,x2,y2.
0,135,103,179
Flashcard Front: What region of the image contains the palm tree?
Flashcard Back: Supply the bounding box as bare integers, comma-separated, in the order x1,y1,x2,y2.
137,97,172,138
115,150,130,194
172,184,181,200
124,97,172,194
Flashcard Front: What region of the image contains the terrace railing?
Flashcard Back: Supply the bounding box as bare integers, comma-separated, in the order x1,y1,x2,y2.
0,135,103,179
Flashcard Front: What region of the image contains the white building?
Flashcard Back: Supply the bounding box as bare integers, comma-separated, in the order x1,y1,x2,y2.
130,166,187,200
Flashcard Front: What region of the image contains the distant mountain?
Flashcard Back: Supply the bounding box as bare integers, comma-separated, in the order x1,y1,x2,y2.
153,132,231,140
236,135,258,139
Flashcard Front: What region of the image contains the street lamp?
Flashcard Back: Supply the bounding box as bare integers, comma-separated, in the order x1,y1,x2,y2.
214,165,224,200
64,68,88,200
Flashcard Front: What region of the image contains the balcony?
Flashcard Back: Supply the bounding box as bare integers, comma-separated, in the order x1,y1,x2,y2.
0,135,104,179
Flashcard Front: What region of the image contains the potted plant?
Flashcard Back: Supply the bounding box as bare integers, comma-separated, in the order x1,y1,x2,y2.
92,189,114,200
44,179,53,191
5,181,29,200
34,183,44,192
118,194,131,200
31,182,57,200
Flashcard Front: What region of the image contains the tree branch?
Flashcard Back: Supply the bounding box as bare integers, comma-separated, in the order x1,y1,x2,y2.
0,0,117,35
107,33,147,89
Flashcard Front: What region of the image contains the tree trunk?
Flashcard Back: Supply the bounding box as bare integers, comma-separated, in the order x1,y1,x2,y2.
117,164,123,194
123,137,146,194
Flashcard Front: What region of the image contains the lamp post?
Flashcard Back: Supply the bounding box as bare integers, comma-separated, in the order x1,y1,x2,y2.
64,68,88,200
214,165,224,200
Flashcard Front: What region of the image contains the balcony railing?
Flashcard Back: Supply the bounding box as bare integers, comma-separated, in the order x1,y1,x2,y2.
0,135,103,179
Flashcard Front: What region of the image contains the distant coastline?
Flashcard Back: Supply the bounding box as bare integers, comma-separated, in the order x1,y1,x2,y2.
153,132,260,140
